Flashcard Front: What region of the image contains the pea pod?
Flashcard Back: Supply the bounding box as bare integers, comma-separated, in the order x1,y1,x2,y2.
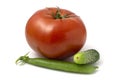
16,54,98,74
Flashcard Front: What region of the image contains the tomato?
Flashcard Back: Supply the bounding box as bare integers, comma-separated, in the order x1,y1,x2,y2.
25,7,87,59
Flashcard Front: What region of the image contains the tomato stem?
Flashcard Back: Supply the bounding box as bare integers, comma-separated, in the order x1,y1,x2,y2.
53,7,69,19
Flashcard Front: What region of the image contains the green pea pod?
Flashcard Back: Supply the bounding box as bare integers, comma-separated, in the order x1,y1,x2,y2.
16,53,98,74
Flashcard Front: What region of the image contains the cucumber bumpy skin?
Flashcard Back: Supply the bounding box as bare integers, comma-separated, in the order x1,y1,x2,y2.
73,49,100,64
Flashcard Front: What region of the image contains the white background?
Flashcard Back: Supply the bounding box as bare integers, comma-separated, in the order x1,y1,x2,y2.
0,0,120,80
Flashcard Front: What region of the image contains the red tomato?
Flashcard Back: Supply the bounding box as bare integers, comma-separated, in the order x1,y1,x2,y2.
25,7,87,59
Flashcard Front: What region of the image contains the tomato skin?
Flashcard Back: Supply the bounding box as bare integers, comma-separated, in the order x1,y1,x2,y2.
25,8,87,59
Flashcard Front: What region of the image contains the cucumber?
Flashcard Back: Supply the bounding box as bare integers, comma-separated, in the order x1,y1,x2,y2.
73,49,100,64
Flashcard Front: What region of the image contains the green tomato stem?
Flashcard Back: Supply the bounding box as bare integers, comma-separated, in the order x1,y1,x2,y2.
53,7,69,19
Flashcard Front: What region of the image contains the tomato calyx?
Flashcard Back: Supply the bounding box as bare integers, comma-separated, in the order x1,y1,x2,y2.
52,7,70,19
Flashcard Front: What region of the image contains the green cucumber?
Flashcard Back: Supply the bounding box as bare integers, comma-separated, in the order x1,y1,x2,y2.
73,49,100,64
